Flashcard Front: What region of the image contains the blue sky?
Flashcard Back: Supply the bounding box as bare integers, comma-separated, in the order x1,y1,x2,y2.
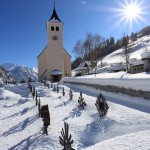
0,0,150,68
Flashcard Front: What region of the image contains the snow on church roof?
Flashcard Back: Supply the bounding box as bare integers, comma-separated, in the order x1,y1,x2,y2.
50,69,62,75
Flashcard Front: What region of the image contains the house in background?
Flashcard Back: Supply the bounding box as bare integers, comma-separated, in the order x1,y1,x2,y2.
73,61,92,76
129,51,150,73
37,4,71,82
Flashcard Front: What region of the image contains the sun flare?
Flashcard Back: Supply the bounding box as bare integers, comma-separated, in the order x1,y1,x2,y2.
112,0,146,29
122,2,141,20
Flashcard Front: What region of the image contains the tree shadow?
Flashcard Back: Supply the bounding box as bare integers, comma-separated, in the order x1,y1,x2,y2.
51,96,62,100
63,106,83,121
8,131,43,150
79,115,117,149
2,114,38,137
3,98,29,108
2,105,35,120
5,84,29,97
55,100,71,108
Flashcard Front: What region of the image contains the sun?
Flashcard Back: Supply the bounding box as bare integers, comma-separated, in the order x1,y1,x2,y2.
111,0,146,29
122,2,141,20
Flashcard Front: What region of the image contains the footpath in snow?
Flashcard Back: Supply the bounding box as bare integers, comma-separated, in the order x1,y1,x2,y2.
0,82,150,150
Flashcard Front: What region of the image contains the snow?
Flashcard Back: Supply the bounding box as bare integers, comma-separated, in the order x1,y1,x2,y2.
95,35,150,72
50,69,62,75
141,51,150,59
0,82,150,149
63,71,150,92
49,18,61,23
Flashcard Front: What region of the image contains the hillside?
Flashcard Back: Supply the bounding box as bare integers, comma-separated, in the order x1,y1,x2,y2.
97,35,150,72
2,63,38,82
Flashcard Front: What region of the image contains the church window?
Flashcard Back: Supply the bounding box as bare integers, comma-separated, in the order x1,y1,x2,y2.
51,26,54,31
56,27,59,31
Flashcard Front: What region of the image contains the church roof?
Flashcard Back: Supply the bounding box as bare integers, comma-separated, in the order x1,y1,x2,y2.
49,6,62,23
50,69,62,75
63,48,71,58
37,46,47,59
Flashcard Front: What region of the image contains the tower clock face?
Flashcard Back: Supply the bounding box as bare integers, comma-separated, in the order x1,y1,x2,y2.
52,35,58,41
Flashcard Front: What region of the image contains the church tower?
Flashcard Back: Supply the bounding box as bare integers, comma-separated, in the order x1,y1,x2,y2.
37,2,71,82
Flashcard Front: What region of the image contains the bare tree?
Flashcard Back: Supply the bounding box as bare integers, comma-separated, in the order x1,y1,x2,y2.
83,33,94,55
72,39,85,60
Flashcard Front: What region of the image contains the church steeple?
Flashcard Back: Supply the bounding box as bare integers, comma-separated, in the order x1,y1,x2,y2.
49,2,62,23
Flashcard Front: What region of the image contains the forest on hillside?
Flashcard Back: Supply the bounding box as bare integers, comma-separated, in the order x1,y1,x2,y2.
71,25,150,70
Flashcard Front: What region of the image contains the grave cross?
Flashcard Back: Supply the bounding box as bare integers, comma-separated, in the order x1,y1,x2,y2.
62,87,65,96
38,97,41,117
57,85,59,93
35,91,38,106
78,92,86,109
69,89,73,100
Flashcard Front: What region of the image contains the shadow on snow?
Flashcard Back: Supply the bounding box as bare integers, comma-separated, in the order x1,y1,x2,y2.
55,100,71,108
2,105,35,120
3,98,29,108
63,106,83,121
2,114,38,137
8,130,44,150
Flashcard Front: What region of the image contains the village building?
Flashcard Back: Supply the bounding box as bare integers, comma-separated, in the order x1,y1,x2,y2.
129,52,150,73
73,61,91,76
37,4,71,82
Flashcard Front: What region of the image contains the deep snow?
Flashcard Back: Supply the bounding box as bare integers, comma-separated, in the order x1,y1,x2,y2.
0,82,150,150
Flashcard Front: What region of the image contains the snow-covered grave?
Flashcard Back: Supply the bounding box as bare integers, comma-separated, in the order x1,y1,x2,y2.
0,82,150,150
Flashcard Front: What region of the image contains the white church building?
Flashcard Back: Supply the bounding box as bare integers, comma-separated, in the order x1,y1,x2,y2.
37,4,71,82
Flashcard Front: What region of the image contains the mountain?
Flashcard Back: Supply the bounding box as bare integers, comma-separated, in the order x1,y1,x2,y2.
2,63,18,71
2,63,38,82
0,65,14,84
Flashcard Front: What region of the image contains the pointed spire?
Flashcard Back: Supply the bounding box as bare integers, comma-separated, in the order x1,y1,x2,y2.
49,1,62,23
53,0,56,8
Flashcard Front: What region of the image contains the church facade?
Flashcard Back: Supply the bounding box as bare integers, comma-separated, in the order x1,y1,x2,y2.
37,5,71,82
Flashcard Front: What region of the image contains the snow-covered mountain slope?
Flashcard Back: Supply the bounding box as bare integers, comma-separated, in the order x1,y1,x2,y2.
2,63,38,82
2,63,19,71
97,35,150,72
0,82,150,149
0,65,14,84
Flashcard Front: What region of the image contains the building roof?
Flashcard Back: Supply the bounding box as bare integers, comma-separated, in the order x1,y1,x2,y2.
37,46,47,59
49,5,62,23
50,69,62,75
63,48,71,58
74,61,91,71
141,52,150,59
131,59,144,66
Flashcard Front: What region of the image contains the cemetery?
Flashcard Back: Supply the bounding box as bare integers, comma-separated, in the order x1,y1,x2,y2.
1,0,150,149
1,80,150,149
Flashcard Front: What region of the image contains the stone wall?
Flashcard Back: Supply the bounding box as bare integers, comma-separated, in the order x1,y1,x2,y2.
64,81,150,99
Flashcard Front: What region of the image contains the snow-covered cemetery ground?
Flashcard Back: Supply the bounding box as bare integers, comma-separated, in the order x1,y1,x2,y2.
0,81,150,150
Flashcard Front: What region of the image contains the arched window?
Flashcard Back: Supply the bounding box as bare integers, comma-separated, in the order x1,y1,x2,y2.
56,26,59,31
51,26,54,31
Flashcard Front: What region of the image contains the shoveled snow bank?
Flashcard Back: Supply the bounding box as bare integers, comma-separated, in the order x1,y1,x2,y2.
62,72,150,92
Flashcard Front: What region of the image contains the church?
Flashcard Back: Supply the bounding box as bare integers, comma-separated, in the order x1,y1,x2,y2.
37,4,71,82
